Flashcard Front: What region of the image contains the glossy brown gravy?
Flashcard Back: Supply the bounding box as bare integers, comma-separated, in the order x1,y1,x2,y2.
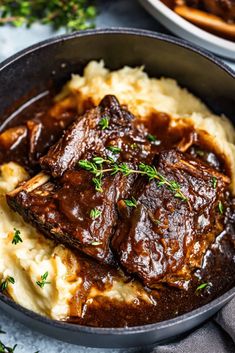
0,93,234,327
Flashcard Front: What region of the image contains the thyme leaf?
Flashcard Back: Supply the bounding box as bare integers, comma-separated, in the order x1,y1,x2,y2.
106,146,121,154
98,116,109,130
195,282,211,293
36,272,50,288
12,228,22,245
124,197,137,208
147,134,157,142
130,143,138,149
90,208,101,220
218,201,224,214
0,277,15,292
78,157,188,203
212,177,217,189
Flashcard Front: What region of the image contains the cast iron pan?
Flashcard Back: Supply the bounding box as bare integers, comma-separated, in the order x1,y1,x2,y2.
0,28,234,348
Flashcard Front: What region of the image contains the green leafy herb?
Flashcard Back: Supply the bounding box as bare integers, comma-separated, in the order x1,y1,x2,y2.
139,163,188,202
212,176,217,189
218,201,224,214
91,241,102,246
36,272,50,288
90,208,101,220
124,197,137,208
92,157,106,165
98,116,109,130
153,219,161,225
195,282,211,293
106,146,121,154
130,143,138,149
92,177,103,193
0,277,15,292
0,339,17,352
12,228,22,245
0,1,96,32
78,157,188,203
147,134,157,142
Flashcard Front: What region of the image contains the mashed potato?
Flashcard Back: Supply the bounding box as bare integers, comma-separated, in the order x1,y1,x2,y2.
0,62,235,320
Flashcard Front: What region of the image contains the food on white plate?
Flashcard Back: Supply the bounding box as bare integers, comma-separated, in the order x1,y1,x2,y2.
162,0,235,40
0,61,234,327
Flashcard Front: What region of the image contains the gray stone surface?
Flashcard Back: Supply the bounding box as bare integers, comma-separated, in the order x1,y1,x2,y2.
0,1,234,352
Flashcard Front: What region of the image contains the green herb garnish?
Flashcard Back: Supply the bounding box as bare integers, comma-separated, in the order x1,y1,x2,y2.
0,1,96,32
195,282,211,293
212,176,217,189
78,157,188,203
99,116,109,130
218,201,224,214
147,134,157,142
90,208,101,220
124,197,137,208
92,177,103,193
36,272,50,288
107,146,121,154
130,143,138,149
0,277,15,292
12,228,22,245
0,338,17,353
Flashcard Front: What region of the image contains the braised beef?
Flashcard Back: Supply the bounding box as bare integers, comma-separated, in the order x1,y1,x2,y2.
7,95,152,264
112,149,230,288
40,95,152,177
6,95,233,290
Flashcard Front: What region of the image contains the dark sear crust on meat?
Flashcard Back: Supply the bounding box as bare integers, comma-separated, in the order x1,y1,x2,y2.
7,94,233,286
112,149,230,288
8,170,136,264
7,95,154,264
3,90,235,327
40,95,153,177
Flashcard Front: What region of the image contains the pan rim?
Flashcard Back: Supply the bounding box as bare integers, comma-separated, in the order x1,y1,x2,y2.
0,27,234,335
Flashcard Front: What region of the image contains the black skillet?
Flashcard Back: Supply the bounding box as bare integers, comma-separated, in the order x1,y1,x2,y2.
0,28,234,348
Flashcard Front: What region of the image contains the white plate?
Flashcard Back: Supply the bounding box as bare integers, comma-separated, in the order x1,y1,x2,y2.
139,0,235,60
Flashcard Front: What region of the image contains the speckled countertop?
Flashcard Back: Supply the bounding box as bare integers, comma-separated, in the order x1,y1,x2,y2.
0,1,234,352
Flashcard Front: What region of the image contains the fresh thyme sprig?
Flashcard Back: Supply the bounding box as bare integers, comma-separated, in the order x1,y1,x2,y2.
124,197,137,208
0,1,96,32
99,116,109,130
195,282,211,294
212,176,217,189
218,201,224,214
78,157,188,203
106,146,121,154
36,272,50,289
90,208,101,219
0,277,15,292
12,228,22,245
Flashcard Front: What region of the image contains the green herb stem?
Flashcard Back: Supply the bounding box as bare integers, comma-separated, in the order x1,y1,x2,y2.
36,272,50,288
78,158,188,204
